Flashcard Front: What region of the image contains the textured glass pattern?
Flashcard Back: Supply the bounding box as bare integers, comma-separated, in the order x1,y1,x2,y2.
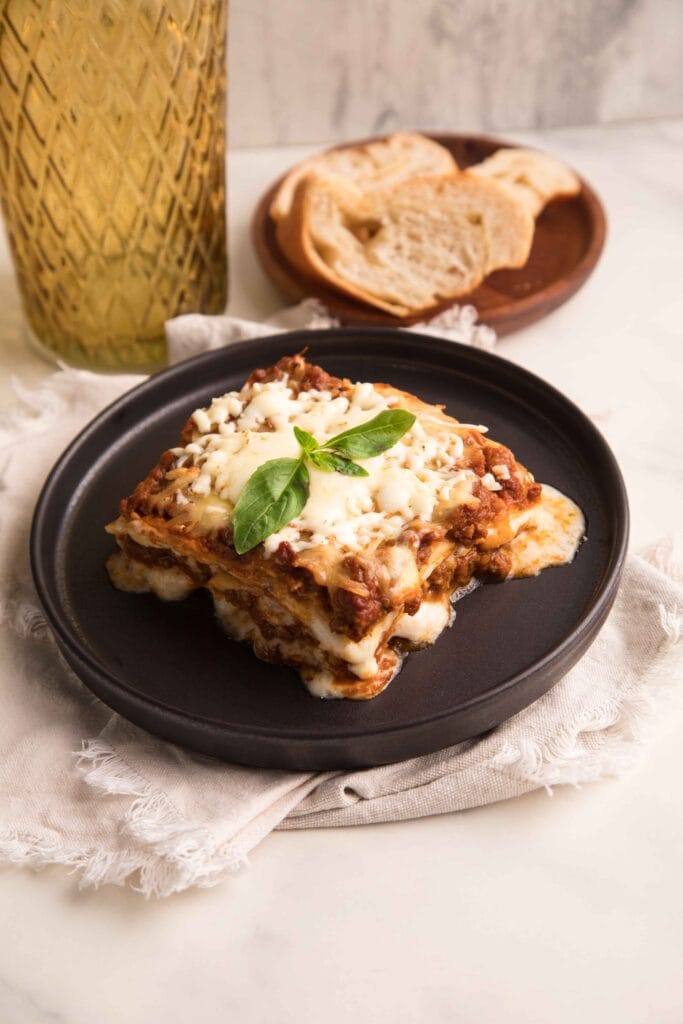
0,0,227,369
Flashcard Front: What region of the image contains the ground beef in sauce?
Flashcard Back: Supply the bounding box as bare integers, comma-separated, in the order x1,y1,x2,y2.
118,536,208,582
120,450,178,517
248,353,352,399
329,555,387,638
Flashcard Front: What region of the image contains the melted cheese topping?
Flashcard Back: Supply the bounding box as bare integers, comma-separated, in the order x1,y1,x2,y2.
175,376,478,554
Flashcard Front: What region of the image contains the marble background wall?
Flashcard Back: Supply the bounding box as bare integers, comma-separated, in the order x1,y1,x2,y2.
227,0,683,147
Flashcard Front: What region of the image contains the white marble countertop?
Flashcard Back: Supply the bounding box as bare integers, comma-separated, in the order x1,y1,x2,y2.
1,118,682,1024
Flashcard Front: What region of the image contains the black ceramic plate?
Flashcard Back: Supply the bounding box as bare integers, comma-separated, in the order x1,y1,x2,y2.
31,330,628,770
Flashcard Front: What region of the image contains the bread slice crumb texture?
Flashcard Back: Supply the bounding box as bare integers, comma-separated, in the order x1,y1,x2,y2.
270,131,458,222
277,171,534,316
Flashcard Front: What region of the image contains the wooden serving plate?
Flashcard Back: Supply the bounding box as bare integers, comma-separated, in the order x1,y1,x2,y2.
251,133,606,336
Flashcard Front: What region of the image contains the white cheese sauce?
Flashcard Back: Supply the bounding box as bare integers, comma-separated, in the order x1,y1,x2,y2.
393,598,454,645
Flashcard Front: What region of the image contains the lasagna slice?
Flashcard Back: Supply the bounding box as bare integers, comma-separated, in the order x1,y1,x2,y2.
105,355,584,699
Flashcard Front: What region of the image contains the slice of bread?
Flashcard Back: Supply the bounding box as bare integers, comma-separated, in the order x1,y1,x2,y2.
470,147,580,217
277,171,534,317
270,132,458,223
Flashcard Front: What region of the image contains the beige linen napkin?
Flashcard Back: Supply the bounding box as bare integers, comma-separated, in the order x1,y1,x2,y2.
0,302,681,897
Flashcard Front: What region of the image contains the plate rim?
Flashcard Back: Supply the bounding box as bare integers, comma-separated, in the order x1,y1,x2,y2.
30,329,629,752
251,131,607,335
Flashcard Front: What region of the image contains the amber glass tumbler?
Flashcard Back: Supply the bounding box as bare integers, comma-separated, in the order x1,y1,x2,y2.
0,0,228,370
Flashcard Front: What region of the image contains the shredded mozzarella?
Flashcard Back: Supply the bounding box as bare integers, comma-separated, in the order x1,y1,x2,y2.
180,375,479,553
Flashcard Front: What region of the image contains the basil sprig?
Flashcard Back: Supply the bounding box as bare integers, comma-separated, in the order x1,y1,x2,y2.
320,409,416,459
232,408,415,553
232,458,309,556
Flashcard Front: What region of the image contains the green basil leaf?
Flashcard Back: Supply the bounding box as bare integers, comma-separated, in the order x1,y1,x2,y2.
232,458,309,554
309,450,369,477
293,425,318,454
323,409,416,459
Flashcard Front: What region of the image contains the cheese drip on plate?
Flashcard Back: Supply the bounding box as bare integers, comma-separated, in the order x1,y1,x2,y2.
506,484,585,577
